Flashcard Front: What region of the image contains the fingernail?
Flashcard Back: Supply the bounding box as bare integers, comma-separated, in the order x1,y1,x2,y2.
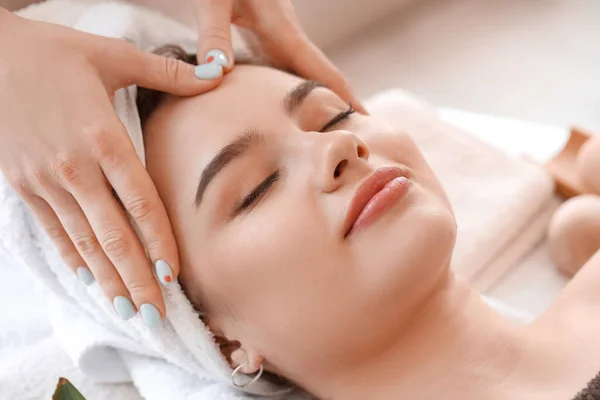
155,259,173,286
140,303,161,328
113,296,136,320
76,266,95,286
194,63,222,80
205,49,229,67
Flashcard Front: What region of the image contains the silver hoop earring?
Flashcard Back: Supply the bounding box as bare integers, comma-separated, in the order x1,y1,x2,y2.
231,362,264,388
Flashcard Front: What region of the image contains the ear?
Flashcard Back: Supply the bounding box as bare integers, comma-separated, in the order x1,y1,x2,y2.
230,347,264,374
213,334,241,363
208,315,264,374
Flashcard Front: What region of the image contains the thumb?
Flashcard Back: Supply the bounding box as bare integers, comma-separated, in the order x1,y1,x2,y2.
122,46,224,97
194,0,234,69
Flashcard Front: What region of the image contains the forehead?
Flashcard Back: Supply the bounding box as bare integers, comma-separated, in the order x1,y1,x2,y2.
148,65,302,156
143,65,304,202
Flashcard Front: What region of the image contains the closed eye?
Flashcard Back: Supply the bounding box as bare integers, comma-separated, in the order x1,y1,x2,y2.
319,106,355,132
233,169,281,215
231,106,354,215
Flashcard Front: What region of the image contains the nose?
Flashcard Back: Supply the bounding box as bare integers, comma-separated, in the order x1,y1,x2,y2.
316,130,369,193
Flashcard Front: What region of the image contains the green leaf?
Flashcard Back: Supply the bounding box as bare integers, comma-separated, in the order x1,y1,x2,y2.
52,377,87,400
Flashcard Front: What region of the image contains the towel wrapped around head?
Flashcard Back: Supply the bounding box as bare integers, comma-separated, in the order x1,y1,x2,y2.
0,1,297,399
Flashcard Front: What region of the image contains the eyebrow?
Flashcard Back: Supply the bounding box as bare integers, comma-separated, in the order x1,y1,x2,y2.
194,80,325,207
284,80,326,114
194,128,264,207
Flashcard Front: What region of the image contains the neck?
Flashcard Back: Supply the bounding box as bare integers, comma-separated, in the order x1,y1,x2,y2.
315,273,532,400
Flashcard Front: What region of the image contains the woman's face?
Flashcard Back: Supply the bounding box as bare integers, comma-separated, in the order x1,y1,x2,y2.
144,65,456,382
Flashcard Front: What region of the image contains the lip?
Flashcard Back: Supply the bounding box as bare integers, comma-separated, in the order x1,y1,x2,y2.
344,166,410,237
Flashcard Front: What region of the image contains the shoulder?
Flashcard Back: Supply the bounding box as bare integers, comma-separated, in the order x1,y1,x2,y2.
535,250,600,335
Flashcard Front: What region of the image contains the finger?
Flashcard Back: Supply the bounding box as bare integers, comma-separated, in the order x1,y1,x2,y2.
95,122,180,285
80,183,166,324
277,31,367,114
38,185,137,322
111,41,224,96
292,38,366,114
194,0,234,69
53,155,167,326
24,195,94,286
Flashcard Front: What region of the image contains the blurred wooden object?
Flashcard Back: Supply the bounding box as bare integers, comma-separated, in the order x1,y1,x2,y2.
545,127,594,199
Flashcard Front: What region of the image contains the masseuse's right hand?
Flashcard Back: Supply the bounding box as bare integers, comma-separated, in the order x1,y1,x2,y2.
0,9,223,325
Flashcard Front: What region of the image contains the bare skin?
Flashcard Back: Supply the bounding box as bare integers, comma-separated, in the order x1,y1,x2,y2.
328,251,600,400
143,64,600,399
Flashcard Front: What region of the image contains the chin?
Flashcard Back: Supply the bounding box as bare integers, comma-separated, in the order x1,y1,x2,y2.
355,185,456,295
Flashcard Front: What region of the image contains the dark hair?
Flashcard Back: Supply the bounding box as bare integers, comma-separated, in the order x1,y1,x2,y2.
136,45,275,126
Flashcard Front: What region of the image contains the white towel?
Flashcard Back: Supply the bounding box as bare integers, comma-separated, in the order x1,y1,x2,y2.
2,1,297,399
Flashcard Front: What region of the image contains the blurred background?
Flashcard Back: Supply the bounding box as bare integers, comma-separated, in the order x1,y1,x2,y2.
320,0,600,133
5,0,599,131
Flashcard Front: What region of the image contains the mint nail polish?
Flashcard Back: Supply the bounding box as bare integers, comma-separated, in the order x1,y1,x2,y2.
113,296,136,320
140,304,161,328
155,260,173,286
205,49,229,67
77,266,95,286
194,63,222,80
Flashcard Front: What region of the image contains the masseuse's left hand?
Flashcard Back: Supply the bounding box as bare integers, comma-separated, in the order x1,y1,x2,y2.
193,0,366,113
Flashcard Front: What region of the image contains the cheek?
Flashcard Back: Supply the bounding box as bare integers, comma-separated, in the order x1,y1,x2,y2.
358,120,432,173
209,190,337,317
353,185,457,295
207,187,368,362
